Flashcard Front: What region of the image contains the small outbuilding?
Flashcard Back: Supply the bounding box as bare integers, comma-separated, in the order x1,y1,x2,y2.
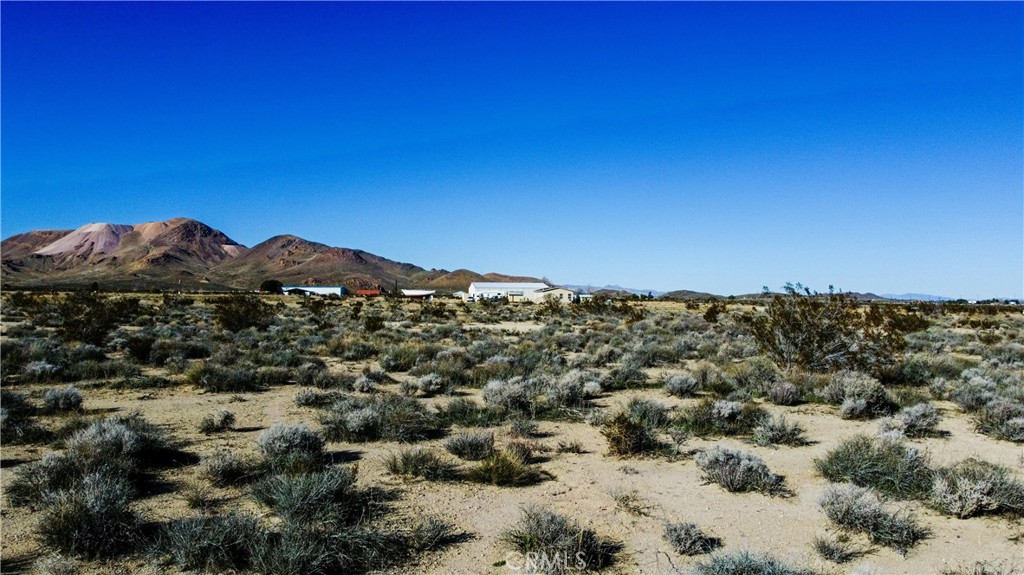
281,285,346,297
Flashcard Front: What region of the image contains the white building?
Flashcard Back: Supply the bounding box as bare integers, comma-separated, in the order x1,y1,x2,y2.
466,282,549,302
281,286,346,297
524,286,577,303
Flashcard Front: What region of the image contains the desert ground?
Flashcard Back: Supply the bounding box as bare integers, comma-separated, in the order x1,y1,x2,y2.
1,293,1021,575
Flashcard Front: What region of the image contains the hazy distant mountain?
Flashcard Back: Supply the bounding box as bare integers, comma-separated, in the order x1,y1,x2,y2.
1,218,537,291
562,284,665,296
882,293,954,302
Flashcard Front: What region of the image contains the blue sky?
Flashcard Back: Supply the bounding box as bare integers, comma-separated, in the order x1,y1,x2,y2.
2,2,1021,298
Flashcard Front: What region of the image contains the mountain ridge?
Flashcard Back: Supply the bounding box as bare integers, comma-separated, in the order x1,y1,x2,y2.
1,218,540,291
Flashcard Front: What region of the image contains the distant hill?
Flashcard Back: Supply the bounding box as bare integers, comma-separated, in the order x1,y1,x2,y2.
660,289,721,300
882,293,954,302
562,284,664,297
1,218,538,291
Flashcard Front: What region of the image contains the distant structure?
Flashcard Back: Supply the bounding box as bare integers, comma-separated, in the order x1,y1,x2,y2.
355,289,382,297
281,285,346,297
401,289,436,300
524,286,576,303
464,282,577,303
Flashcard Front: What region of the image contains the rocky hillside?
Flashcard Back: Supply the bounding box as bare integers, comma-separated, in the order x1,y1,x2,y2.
1,218,538,291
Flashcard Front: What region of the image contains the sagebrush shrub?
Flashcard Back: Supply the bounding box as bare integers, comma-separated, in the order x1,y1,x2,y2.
679,398,769,437
444,431,495,461
198,410,236,434
819,482,929,554
256,423,325,472
821,371,896,419
930,458,1024,518
42,387,84,413
320,393,440,443
663,521,721,555
691,550,819,575
251,466,360,522
695,446,790,496
37,472,141,558
161,512,262,572
500,507,620,574
814,434,932,499
750,415,808,447
384,448,460,481
201,449,261,487
664,373,700,397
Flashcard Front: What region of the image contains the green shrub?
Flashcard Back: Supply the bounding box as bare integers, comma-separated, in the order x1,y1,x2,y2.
212,295,275,332
810,534,862,564
467,451,549,487
678,398,769,437
601,411,662,456
738,284,921,375
186,363,261,392
383,448,461,481
814,435,932,499
201,449,262,487
435,398,504,427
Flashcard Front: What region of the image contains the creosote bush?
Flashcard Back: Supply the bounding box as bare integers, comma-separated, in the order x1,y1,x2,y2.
814,434,932,499
819,482,929,554
695,446,791,496
500,506,620,574
663,521,721,556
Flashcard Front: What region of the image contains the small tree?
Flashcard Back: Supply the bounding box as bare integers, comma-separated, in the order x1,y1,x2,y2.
738,284,923,375
259,280,283,295
212,295,274,332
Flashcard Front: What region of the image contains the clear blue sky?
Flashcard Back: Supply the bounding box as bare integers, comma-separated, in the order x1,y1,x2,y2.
2,2,1021,298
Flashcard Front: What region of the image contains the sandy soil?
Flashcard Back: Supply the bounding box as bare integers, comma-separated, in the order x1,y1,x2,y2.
2,374,1021,575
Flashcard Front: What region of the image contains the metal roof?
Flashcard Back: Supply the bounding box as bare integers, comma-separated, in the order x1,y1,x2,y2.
469,282,549,290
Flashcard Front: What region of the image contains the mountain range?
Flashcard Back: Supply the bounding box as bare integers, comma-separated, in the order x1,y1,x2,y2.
0,218,538,291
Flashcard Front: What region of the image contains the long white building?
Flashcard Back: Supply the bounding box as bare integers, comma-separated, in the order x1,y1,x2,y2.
466,282,549,302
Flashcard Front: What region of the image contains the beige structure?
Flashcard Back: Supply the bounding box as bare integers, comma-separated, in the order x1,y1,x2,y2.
524,286,576,303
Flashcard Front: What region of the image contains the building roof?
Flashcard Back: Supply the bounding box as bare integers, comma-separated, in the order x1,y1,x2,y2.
469,282,549,290
401,289,436,297
535,286,574,293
